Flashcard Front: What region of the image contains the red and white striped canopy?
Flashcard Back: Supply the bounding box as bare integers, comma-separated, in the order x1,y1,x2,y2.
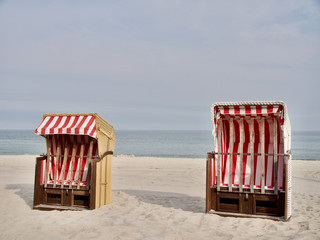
209,101,291,191
35,115,97,139
212,101,288,127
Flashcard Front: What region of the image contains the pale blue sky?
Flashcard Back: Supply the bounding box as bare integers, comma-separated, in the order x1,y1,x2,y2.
0,0,319,130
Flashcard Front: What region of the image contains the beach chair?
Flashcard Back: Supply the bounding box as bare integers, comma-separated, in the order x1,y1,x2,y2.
206,101,292,221
33,113,115,210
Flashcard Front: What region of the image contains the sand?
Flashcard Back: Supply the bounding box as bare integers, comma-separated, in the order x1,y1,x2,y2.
0,155,319,240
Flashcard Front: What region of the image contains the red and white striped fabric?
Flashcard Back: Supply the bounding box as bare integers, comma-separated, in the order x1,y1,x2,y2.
40,135,98,186
209,118,285,190
35,115,97,139
210,102,289,191
214,104,284,125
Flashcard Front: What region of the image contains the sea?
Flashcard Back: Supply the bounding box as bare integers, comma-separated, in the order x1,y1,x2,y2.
0,130,319,160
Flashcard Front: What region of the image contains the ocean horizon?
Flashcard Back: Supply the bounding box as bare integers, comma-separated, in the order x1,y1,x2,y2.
0,129,319,160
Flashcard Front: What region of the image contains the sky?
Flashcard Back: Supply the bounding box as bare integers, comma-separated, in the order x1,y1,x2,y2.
0,0,320,131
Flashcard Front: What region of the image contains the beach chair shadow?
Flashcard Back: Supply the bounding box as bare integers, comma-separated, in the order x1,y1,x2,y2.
6,184,34,209
117,189,205,213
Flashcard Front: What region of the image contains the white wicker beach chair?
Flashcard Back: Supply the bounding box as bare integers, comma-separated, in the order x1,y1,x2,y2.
206,101,292,221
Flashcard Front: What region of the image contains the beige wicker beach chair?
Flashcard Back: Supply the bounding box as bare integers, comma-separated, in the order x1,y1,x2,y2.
33,113,115,210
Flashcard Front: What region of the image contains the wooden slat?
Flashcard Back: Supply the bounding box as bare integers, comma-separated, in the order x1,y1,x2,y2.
104,156,111,204
217,118,222,191
206,154,212,212
89,157,97,210
85,140,94,190
260,119,265,194
239,119,244,192
33,156,47,207
274,118,278,194
44,138,52,188
96,160,101,208
53,136,61,188
250,119,254,193
105,139,112,205
100,151,107,206
68,136,77,189
77,141,85,189
284,154,288,220
228,119,234,192
107,139,112,204
60,140,69,189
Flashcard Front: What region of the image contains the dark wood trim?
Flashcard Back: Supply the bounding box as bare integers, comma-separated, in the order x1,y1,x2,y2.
90,158,97,210
33,156,47,208
206,153,212,213
98,151,114,161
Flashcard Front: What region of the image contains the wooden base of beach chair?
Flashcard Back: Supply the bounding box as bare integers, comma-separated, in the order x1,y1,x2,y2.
206,188,285,218
33,152,113,211
206,151,287,220
33,186,90,210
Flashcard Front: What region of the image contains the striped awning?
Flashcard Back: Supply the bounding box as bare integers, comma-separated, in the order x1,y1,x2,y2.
35,115,97,139
212,101,287,126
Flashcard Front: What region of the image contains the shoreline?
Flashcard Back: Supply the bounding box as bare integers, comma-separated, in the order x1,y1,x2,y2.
0,155,320,239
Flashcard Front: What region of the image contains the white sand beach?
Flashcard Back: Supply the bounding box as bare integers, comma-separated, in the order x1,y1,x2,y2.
0,155,319,240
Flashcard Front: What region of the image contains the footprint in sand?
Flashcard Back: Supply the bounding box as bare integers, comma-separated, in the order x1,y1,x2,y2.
306,206,313,211
298,221,310,231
